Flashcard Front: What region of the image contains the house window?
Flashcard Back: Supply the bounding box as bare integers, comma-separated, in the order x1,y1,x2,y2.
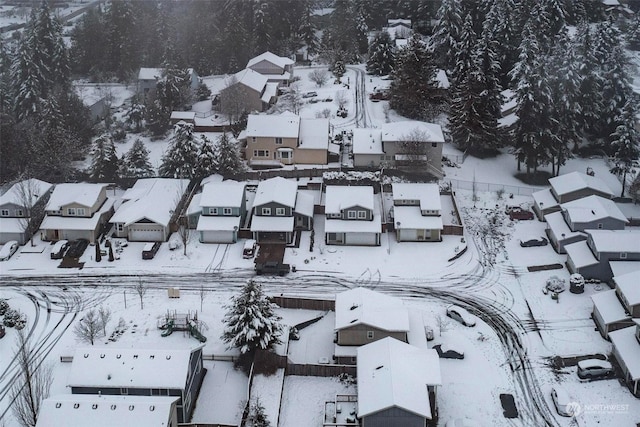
77,208,86,216
357,211,367,219
279,151,290,160
328,233,337,240
367,331,374,339
67,208,76,216
620,252,627,259
252,137,256,143
275,207,285,216
117,223,124,232
0,209,8,216
16,209,24,217
253,149,269,157
347,211,356,219
275,137,283,145
261,207,271,216
209,208,218,215
432,142,438,147
380,155,385,160
597,223,603,229
223,208,232,215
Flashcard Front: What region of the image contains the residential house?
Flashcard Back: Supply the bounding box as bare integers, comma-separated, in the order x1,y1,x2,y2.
591,289,632,339
218,68,277,113
615,271,640,318
250,177,312,244
392,183,443,242
197,181,246,243
532,171,615,220
243,113,331,166
609,320,640,397
0,178,52,245
36,394,180,427
352,121,444,178
357,337,442,426
246,51,294,86
67,346,205,424
40,183,115,244
334,287,409,364
110,178,190,242
545,195,628,254
324,186,381,246
383,18,412,40
565,230,640,282
137,67,200,95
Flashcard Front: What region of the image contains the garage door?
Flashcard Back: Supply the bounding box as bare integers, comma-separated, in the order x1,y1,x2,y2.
345,232,378,246
129,226,164,242
397,228,417,242
200,230,235,243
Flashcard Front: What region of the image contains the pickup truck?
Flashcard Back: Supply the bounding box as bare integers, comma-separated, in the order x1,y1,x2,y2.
254,261,290,276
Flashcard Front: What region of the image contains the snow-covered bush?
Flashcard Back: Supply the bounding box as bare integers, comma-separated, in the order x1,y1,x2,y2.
0,299,9,316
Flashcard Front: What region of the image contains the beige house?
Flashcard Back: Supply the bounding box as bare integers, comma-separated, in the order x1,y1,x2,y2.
40,183,114,244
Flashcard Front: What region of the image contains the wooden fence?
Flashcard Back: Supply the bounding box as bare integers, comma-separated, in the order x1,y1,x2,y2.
271,296,335,311
286,363,356,377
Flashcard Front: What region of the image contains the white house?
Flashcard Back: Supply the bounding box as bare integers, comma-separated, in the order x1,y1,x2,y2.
392,183,443,242
324,186,381,246
110,178,190,242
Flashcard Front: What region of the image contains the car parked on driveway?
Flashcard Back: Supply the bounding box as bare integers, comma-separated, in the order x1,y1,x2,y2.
508,207,534,220
577,359,614,379
551,386,575,417
142,242,161,260
446,305,476,327
302,91,317,98
0,240,19,261
50,239,69,259
519,236,549,247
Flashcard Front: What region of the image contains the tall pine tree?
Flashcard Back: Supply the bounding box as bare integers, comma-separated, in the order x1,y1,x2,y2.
214,133,244,176
609,101,640,197
90,134,120,181
159,122,201,178
431,0,463,72
366,31,395,76
122,138,155,178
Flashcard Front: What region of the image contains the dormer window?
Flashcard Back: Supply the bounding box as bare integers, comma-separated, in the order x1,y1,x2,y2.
223,208,232,215
262,207,271,216
209,208,218,215
357,211,367,219
275,207,285,216
67,208,76,216
347,211,357,219
16,209,24,216
0,209,8,216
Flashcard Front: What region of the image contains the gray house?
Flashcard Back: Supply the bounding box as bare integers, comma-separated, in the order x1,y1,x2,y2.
246,51,294,86
545,195,628,253
324,186,381,246
609,320,640,397
615,271,640,318
0,179,52,245
196,181,246,243
357,337,441,426
566,230,640,282
591,289,632,339
392,183,443,242
67,346,205,424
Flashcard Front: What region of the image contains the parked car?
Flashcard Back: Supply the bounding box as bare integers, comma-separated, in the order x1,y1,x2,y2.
433,343,465,359
551,386,575,417
50,239,69,259
65,239,89,258
369,89,390,101
577,359,614,379
243,239,257,259
0,240,18,261
302,91,318,98
142,242,161,260
508,207,534,221
446,305,476,327
254,261,290,276
519,236,548,247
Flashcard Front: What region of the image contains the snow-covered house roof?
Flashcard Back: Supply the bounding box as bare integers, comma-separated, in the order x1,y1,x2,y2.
591,289,630,324
393,207,443,230
261,82,279,103
294,191,315,218
110,179,189,228
335,287,409,332
609,326,640,381
170,111,196,121
610,261,640,278
0,178,52,208
614,271,640,306
250,215,294,232
200,181,245,208
387,18,411,27
298,118,329,150
357,337,441,419
561,195,628,224
231,68,268,93
40,197,115,231
325,186,374,214
67,346,203,390
246,113,300,138
392,183,441,211
46,183,109,211
565,240,599,269
588,230,640,253
197,215,241,232
36,395,179,427
138,67,163,81
545,211,584,241
381,121,445,144
253,177,297,208
533,188,559,211
352,128,383,155
246,51,294,70
549,172,614,199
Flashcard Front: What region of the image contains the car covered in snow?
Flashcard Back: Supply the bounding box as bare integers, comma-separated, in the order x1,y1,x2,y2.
50,239,69,259
507,207,534,220
519,236,548,247
577,359,614,379
551,386,575,417
446,305,476,327
0,240,18,261
302,91,318,98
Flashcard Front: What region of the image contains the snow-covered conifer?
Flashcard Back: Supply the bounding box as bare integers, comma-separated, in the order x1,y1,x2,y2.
366,31,395,76
123,139,155,178
159,122,201,178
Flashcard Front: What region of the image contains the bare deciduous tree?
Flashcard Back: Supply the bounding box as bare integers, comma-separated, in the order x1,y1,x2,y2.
134,279,147,310
199,284,207,312
15,178,49,246
309,69,329,87
398,128,431,168
10,328,53,427
334,90,349,109
218,76,248,125
174,181,190,256
98,305,112,336
74,309,103,345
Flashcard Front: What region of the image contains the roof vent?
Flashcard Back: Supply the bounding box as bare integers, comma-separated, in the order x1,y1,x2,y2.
150,405,155,411
92,404,98,410
110,405,116,410
116,354,121,359
55,403,62,409
166,355,171,360
375,365,384,370
150,355,155,359
591,210,595,215
350,304,358,310
100,354,105,359
84,354,89,358
133,355,138,359
74,403,80,409
129,405,135,411
349,319,357,324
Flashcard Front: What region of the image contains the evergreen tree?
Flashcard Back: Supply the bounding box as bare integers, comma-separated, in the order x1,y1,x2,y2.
574,23,603,136
483,0,519,87
598,39,633,139
221,280,283,355
609,101,640,197
125,101,145,133
196,134,217,179
627,14,640,51
159,122,200,178
332,59,346,83
390,34,440,120
366,31,395,76
144,96,170,137
105,0,139,80
90,134,120,181
214,133,244,176
123,138,154,178
431,0,463,72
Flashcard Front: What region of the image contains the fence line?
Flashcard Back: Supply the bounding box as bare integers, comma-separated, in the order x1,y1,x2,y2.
445,178,541,196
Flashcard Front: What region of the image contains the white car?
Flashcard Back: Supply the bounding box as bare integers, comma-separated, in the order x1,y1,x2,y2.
551,386,575,417
0,240,19,261
446,305,477,327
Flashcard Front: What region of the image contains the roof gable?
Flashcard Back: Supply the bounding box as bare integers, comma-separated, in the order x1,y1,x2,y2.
253,177,297,208
335,287,409,332
46,183,108,210
246,51,294,70
200,181,245,208
0,179,52,208
325,186,374,214
549,172,614,198
561,195,628,224
231,69,268,93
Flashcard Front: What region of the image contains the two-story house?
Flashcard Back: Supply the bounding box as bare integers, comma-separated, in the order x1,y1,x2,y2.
352,121,444,178
196,181,246,243
67,346,205,424
110,178,189,242
324,186,381,246
566,230,640,282
243,113,331,166
37,394,180,427
357,337,441,426
609,320,640,397
218,68,277,114
0,178,52,245
383,18,412,40
250,177,312,244
40,183,115,244
532,171,615,220
392,183,443,242
246,51,294,87
545,195,628,253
